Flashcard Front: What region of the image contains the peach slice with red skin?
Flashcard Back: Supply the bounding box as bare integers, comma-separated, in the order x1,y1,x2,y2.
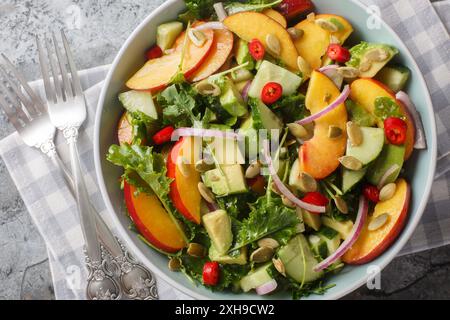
126,28,214,92
350,78,415,160
167,137,202,224
124,182,186,253
299,70,347,179
343,179,410,264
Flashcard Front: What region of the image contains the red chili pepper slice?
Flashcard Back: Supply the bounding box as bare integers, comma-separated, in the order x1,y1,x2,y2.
301,191,329,214
248,39,265,61
202,261,220,286
146,45,163,60
363,184,380,203
384,117,407,145
326,44,351,63
152,126,175,145
261,82,283,105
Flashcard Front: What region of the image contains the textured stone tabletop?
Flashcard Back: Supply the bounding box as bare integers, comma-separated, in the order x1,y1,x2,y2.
0,0,449,300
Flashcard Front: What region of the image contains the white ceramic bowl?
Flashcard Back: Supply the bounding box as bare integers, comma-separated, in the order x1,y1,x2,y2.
94,0,437,299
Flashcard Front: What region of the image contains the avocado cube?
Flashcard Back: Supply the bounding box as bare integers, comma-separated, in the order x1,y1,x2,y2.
202,210,233,255
219,78,248,117
209,245,247,265
235,38,255,70
321,216,354,240
156,21,183,51
203,164,248,196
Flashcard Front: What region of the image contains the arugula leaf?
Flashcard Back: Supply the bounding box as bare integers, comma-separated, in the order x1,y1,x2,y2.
232,196,300,250
225,0,283,15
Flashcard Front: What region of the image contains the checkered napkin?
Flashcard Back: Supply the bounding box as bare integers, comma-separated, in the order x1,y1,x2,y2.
0,0,449,300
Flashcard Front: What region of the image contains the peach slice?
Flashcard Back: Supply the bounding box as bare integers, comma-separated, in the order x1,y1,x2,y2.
124,182,186,253
190,29,234,82
299,70,347,179
263,9,287,28
343,179,410,264
350,78,415,159
126,28,214,91
167,137,202,224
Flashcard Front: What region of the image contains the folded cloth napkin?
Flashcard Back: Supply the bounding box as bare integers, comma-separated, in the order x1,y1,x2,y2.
0,0,449,300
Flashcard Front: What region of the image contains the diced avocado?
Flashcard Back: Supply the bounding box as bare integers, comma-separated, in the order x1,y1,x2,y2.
346,100,377,127
342,167,367,194
375,64,411,93
208,138,245,165
235,38,255,70
321,216,353,240
203,164,248,196
317,226,341,254
346,127,385,165
219,77,248,117
202,209,233,255
300,208,322,231
288,159,301,191
248,60,302,98
309,234,328,258
346,42,399,78
119,90,158,120
240,263,273,292
209,245,247,265
234,80,251,93
367,144,405,186
278,235,324,284
156,21,183,51
231,68,254,83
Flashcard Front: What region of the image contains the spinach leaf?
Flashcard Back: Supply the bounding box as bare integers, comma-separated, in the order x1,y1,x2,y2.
374,96,404,120
273,93,307,122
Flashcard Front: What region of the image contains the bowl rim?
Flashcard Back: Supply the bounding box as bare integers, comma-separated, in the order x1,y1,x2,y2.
94,0,437,300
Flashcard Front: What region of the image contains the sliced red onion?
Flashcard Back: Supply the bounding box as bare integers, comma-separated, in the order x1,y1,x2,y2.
396,91,427,149
313,195,368,272
296,85,350,126
194,22,227,31
241,80,252,102
206,202,219,212
262,140,326,213
318,64,340,72
256,279,278,295
213,2,228,22
319,66,344,89
377,164,400,190
171,128,244,141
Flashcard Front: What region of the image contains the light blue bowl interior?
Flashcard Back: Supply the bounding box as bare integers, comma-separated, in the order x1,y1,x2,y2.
95,0,436,299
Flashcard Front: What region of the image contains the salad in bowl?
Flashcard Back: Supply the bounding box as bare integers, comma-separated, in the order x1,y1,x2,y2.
105,0,427,298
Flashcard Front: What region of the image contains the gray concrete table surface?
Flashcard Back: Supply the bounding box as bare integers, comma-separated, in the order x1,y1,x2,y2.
0,0,449,300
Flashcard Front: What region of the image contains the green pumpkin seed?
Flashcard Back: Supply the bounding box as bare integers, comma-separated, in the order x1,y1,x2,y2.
368,213,389,231
198,182,215,203
250,247,274,263
187,243,206,257
347,121,363,146
266,33,281,56
334,196,349,214
379,183,396,202
328,125,343,139
287,27,304,40
339,156,363,171
168,257,181,271
257,238,280,249
287,123,309,139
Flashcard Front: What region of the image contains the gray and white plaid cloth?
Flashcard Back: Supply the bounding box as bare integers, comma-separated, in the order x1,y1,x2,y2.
0,0,449,300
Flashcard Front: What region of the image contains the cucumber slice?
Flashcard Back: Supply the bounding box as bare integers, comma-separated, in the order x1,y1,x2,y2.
118,90,158,120
375,65,411,93
321,216,353,240
156,21,183,51
367,144,405,186
346,127,385,165
342,167,367,194
240,263,273,292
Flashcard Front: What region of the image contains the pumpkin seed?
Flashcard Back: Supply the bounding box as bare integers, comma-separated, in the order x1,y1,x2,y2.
287,27,304,40
245,161,261,179
337,66,360,79
365,48,390,62
297,55,312,77
195,81,221,96
177,156,190,177
250,246,275,263
287,123,309,139
368,213,389,231
282,195,296,208
272,258,286,277
198,182,215,203
168,257,181,271
324,92,332,103
315,18,339,32
306,12,316,22
379,183,396,202
195,159,215,172
188,29,206,47
298,172,317,192
347,121,363,146
266,33,281,56
334,196,349,214
187,243,206,257
339,156,363,171
359,59,372,72
328,125,343,139
258,238,280,249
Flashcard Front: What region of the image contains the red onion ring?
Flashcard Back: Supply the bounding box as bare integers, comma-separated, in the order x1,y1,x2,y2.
396,91,427,149
194,22,227,31
263,140,326,213
206,202,219,212
313,195,368,271
319,66,344,89
171,128,244,141
255,279,278,295
241,80,252,102
296,85,350,126
213,3,228,22
377,164,400,190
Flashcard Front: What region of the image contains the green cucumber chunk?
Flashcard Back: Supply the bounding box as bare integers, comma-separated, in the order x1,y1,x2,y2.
346,127,385,165
240,263,273,292
375,65,411,93
156,21,183,51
